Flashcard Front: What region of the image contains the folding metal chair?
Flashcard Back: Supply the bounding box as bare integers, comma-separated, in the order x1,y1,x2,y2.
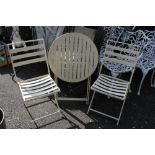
87,40,141,125
7,39,61,128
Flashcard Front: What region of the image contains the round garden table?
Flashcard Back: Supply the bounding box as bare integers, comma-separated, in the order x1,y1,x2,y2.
48,33,98,104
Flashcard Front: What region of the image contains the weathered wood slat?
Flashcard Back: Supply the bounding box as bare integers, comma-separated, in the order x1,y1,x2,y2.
89,44,95,73
65,35,70,80
61,37,66,80
69,35,74,80
85,41,90,77
81,39,86,79
73,35,78,80
77,35,82,80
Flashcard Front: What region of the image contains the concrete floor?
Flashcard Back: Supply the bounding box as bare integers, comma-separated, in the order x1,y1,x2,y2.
0,64,155,129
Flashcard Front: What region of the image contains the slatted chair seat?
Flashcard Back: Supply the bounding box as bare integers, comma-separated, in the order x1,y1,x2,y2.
91,74,129,100
18,75,60,101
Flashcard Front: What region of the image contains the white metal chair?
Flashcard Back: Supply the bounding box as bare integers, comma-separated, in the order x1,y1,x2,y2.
48,33,98,104
136,41,155,95
87,40,141,125
7,39,61,128
143,30,155,88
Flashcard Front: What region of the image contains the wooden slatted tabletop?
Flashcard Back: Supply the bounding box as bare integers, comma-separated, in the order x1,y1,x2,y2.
48,33,98,83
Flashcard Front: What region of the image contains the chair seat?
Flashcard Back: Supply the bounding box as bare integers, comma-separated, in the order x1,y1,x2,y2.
91,74,129,100
18,75,60,101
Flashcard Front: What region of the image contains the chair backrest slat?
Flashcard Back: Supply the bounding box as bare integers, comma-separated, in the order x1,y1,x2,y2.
103,40,141,68
9,44,44,54
103,57,136,67
13,57,46,67
106,44,140,57
11,50,45,61
105,50,138,62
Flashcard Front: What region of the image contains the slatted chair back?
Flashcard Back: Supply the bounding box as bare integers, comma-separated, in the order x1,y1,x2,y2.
7,39,50,80
104,40,141,81
48,33,98,83
100,26,125,62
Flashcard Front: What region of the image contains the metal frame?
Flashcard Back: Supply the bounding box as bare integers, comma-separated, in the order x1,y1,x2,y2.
7,39,62,128
87,40,141,125
140,30,155,90
151,69,155,87
54,76,91,104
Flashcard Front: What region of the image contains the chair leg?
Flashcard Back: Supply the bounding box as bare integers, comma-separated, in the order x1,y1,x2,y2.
54,94,60,109
86,77,91,105
137,73,147,96
87,91,96,114
87,91,127,126
128,85,132,93
117,99,126,126
11,74,17,83
54,75,59,99
54,94,62,117
52,75,59,105
23,102,38,129
99,64,103,74
151,69,155,87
